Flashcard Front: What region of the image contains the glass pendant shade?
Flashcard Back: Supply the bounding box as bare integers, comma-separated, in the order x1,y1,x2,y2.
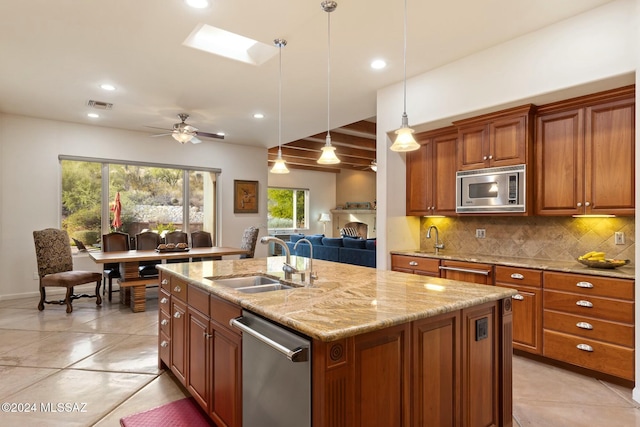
390,114,419,152
271,148,289,174
317,135,341,164
172,132,193,144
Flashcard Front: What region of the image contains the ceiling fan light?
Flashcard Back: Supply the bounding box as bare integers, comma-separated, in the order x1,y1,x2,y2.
172,132,193,144
370,160,378,172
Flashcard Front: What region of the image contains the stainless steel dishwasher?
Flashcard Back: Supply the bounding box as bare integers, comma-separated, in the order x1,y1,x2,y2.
230,310,311,427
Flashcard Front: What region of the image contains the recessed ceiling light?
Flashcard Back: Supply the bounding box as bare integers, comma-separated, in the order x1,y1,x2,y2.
253,113,264,119
100,83,116,91
87,113,100,118
185,0,210,9
371,59,387,70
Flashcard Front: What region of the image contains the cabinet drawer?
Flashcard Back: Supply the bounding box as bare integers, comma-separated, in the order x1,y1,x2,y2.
160,273,171,291
210,295,242,334
544,290,633,323
159,310,171,335
495,266,541,287
543,272,633,300
544,310,633,348
543,330,634,381
159,288,171,313
391,255,440,274
187,284,209,316
159,330,171,366
170,276,188,301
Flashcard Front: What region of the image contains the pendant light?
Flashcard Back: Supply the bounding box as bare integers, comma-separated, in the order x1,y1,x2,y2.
389,0,419,152
317,0,341,165
270,39,290,174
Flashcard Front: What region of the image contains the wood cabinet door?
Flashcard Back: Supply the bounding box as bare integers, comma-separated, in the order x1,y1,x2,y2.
210,324,242,427
457,124,489,170
534,108,584,215
501,285,541,354
440,260,493,285
406,141,433,216
585,98,635,215
170,298,187,385
187,308,210,411
433,132,458,215
412,311,460,427
353,323,411,427
489,114,527,167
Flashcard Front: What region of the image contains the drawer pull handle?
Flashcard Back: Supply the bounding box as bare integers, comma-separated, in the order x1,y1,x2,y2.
174,312,181,319
173,286,182,293
161,279,168,285
204,333,213,339
576,343,593,352
512,294,525,301
576,281,593,289
576,322,593,330
161,319,169,326
160,297,168,304
576,300,593,308
510,273,524,280
161,341,169,348
409,261,418,266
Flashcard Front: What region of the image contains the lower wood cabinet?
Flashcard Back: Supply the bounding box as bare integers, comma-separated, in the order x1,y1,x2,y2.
391,254,440,277
542,271,635,381
495,266,542,355
439,260,494,285
170,298,187,384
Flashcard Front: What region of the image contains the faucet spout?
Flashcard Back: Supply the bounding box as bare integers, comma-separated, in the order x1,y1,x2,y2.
426,225,445,255
293,238,316,286
260,236,293,280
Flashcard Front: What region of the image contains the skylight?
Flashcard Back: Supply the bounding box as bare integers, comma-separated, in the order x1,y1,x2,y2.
183,24,278,66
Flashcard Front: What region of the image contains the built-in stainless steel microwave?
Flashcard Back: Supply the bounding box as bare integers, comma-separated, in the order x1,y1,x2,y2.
456,164,526,213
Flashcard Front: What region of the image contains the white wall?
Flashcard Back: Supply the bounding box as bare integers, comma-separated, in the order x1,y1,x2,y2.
0,114,268,299
376,0,637,270
268,168,336,236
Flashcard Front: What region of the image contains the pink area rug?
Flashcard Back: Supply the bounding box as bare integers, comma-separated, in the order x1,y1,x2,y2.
120,397,213,427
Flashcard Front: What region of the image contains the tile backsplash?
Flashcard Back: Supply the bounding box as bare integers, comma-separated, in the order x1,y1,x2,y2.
420,216,635,262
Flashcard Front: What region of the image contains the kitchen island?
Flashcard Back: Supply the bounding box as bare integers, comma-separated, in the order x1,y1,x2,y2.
157,257,516,427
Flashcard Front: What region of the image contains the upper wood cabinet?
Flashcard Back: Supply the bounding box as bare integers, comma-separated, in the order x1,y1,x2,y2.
406,127,457,216
453,105,535,171
535,87,635,216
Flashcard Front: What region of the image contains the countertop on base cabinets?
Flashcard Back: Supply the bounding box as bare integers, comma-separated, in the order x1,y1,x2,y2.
157,256,515,342
390,250,635,280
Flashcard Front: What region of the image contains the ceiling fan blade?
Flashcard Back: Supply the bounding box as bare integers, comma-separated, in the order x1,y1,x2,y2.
145,125,173,131
190,136,202,144
196,131,225,140
150,133,173,137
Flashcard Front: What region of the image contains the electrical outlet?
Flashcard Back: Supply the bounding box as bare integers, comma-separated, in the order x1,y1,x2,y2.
33,272,39,280
475,229,486,239
615,232,625,245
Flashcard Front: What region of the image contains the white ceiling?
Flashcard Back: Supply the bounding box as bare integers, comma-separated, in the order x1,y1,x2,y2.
0,0,615,149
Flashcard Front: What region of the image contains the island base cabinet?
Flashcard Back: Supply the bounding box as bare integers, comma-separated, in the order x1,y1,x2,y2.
311,299,512,427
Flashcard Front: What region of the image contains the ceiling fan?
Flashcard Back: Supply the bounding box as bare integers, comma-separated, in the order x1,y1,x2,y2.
149,113,224,144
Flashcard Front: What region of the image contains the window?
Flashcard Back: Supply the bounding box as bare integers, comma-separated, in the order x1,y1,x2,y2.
60,157,219,249
267,187,308,230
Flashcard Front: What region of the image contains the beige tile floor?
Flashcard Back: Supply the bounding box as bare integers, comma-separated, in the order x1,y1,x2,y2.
0,290,638,426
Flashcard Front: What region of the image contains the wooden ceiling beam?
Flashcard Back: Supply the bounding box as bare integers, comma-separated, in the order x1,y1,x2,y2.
303,132,376,150
270,143,375,160
338,120,376,136
268,152,374,168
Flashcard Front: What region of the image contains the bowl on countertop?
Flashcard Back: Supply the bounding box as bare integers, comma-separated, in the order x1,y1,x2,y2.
577,258,630,269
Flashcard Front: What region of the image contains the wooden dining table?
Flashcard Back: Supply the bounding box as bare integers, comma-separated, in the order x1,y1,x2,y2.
89,247,248,312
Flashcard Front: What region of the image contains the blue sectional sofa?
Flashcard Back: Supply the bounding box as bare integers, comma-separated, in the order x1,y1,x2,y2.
285,234,376,268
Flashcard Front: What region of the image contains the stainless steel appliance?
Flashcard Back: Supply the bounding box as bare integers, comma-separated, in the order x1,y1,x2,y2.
456,164,526,213
230,310,311,427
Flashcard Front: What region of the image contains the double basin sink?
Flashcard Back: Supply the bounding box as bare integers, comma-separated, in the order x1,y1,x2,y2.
209,275,293,294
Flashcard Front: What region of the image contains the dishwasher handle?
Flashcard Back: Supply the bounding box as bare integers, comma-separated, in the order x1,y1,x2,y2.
230,316,309,362
439,266,490,276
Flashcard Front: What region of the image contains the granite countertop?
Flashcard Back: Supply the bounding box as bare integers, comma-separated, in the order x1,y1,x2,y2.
390,250,635,280
158,256,515,342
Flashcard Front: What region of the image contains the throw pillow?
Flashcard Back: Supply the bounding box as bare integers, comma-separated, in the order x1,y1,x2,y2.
343,237,366,249
340,227,358,237
322,237,344,247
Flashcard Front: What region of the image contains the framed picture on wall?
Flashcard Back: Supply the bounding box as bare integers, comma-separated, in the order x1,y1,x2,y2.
234,180,258,213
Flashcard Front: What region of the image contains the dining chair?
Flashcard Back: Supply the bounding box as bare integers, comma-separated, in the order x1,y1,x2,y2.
239,226,259,259
190,230,217,262
165,231,189,263
102,231,130,301
33,228,103,313
135,231,162,277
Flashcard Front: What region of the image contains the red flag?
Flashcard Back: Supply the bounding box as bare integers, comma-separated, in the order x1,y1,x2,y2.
111,192,122,230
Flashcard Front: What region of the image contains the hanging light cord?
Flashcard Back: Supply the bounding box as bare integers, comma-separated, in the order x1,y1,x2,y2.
326,7,332,141
278,41,283,152
402,0,408,117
